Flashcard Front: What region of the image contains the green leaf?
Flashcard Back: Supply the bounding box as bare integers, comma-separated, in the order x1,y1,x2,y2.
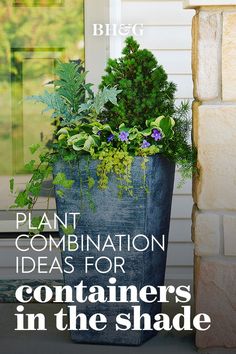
92,87,122,115
24,160,35,173
56,190,65,198
83,135,100,152
57,127,69,135
62,224,75,236
102,124,113,132
9,178,14,194
88,177,95,189
30,216,44,233
141,128,152,137
129,134,138,141
68,133,88,146
54,61,87,113
30,144,40,154
145,119,156,128
53,173,74,189
72,144,83,152
14,191,30,208
72,138,87,150
92,126,101,134
78,102,92,114
102,87,122,105
158,117,174,138
27,90,73,122
28,182,41,197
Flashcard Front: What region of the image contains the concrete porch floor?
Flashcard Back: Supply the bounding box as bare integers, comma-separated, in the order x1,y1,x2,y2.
0,303,235,354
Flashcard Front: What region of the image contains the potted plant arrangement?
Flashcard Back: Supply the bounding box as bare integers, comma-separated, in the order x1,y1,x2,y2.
11,37,194,345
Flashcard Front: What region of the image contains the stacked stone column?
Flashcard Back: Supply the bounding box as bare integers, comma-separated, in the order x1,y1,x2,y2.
184,0,236,348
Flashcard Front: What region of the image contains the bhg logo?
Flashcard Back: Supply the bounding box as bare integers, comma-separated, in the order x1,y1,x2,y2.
93,24,144,37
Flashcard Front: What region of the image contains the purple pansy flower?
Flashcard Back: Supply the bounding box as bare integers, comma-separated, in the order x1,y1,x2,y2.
107,134,114,142
97,130,102,136
119,131,129,142
141,140,151,149
151,129,162,141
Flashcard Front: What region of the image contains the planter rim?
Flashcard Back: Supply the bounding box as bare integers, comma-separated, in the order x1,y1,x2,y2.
54,154,172,164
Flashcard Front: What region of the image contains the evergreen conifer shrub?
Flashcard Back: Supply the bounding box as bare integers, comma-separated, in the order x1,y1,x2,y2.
100,36,177,129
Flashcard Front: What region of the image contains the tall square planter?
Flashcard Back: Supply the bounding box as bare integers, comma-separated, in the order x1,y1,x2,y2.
54,155,175,345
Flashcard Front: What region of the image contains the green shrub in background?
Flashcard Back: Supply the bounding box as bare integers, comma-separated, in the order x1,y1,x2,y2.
100,36,176,129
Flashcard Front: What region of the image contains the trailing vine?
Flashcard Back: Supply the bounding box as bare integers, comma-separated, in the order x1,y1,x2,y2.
95,147,133,198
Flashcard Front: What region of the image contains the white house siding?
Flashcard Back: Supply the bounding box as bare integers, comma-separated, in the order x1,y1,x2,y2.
121,0,195,280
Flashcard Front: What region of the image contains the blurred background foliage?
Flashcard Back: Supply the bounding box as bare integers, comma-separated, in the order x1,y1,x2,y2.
0,0,84,175
0,0,84,80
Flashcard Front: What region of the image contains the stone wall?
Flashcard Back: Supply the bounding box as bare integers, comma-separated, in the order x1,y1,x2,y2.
184,0,236,349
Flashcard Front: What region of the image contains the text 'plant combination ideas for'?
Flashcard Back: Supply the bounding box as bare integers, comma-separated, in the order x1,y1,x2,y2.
14,212,211,333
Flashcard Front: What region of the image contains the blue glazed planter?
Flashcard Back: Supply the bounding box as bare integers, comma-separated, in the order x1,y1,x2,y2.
54,155,175,345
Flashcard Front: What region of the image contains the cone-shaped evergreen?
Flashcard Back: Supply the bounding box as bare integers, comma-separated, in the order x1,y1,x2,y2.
100,36,177,129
